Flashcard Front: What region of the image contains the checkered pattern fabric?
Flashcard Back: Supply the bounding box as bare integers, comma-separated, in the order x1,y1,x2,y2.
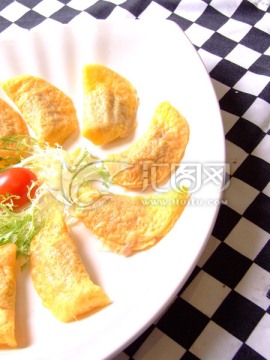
0,1,269,359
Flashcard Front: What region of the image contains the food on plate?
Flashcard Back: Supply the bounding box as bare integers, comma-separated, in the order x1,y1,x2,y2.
30,210,110,322
0,144,110,261
0,167,38,209
105,101,190,189
77,187,189,256
0,64,190,343
1,75,79,146
0,243,17,348
0,98,30,168
0,170,45,260
82,64,138,145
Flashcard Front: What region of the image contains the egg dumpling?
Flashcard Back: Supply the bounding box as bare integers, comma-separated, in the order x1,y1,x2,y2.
82,64,138,145
30,210,110,322
1,75,79,146
106,102,189,189
0,243,17,348
77,187,189,256
0,98,30,168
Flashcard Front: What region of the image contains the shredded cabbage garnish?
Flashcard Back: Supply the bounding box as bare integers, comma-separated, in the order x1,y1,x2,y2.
0,135,37,167
0,190,53,260
0,136,112,260
19,143,111,207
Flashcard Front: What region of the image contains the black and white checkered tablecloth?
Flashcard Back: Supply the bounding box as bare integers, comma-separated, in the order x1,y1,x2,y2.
0,1,269,359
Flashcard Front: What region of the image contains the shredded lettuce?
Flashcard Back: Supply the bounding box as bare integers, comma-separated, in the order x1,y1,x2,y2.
0,137,112,260
0,135,38,167
19,143,112,207
0,195,44,258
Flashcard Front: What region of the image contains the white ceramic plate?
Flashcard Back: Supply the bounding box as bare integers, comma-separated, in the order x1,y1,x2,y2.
0,20,225,360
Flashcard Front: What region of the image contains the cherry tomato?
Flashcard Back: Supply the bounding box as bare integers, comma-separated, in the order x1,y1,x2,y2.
0,167,38,208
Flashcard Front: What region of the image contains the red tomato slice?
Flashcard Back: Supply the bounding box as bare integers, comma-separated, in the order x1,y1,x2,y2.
0,167,38,208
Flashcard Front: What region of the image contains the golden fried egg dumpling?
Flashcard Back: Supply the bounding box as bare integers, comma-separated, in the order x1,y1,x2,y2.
30,210,110,322
106,101,189,189
82,64,138,145
0,243,17,347
77,188,189,256
1,75,79,146
0,98,29,168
